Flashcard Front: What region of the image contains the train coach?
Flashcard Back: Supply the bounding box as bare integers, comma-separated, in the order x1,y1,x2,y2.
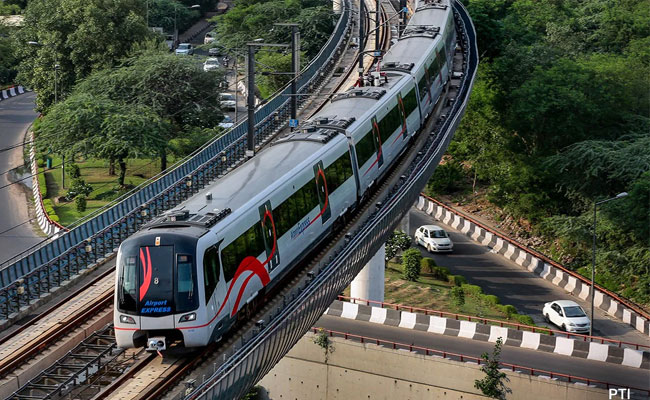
114,0,457,350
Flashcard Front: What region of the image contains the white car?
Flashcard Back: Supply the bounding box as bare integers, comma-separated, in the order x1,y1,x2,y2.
203,57,221,72
414,225,453,253
218,115,234,129
175,43,193,56
219,93,236,111
543,300,591,333
204,31,216,44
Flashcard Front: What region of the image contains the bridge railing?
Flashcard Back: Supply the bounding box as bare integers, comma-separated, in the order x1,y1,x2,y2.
0,2,353,319
183,2,479,398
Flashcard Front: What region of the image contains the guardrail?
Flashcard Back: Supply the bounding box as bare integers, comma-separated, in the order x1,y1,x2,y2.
311,328,650,396
0,2,353,319
182,2,479,398
421,195,650,321
337,296,650,350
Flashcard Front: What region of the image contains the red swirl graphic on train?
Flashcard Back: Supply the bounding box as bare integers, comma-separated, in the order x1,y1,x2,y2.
139,247,152,301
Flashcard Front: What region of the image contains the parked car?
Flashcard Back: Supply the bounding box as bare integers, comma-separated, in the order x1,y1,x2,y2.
218,115,234,129
542,300,591,333
175,43,193,56
414,225,453,252
203,57,221,72
219,93,236,111
208,46,222,56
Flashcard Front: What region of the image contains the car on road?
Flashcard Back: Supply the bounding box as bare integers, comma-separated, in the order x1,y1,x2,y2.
219,93,236,111
218,115,234,129
175,43,194,56
543,300,591,333
414,225,453,253
204,31,216,45
203,57,221,72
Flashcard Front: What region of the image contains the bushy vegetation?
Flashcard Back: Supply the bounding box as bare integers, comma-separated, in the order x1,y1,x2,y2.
401,248,422,281
431,0,650,306
385,230,412,260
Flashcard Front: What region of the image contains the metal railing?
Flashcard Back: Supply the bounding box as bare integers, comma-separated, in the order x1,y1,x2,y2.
337,296,650,350
0,1,353,318
183,2,479,398
421,194,650,320
312,328,650,396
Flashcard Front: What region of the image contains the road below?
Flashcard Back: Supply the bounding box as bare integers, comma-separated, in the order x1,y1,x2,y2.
405,207,650,345
0,93,42,261
315,315,650,393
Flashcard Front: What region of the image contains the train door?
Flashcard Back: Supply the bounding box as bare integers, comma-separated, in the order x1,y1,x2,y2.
370,116,384,170
313,161,332,224
259,201,280,271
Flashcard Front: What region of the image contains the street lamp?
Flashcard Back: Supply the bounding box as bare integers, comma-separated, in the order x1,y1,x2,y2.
590,191,628,336
174,4,200,44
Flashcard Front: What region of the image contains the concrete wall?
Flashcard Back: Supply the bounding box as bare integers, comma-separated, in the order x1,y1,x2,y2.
257,334,608,400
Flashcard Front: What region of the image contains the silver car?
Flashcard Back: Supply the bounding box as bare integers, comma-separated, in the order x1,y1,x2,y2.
175,43,194,56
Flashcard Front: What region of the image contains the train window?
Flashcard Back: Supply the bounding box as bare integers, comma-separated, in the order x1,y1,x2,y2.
378,106,401,139
273,177,319,238
118,255,137,312
221,243,238,282
220,221,268,284
176,254,197,312
355,130,375,167
403,88,418,117
203,247,220,304
325,152,353,193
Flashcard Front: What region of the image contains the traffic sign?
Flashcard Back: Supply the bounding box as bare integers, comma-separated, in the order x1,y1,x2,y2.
289,119,299,127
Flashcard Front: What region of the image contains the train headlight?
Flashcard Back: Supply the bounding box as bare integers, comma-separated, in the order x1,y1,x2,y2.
179,312,197,323
120,315,136,324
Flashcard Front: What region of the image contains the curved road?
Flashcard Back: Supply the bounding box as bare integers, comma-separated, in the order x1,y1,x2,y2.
0,93,42,259
316,315,650,395
407,207,650,345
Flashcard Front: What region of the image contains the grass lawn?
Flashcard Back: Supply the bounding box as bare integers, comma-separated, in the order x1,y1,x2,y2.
345,261,525,324
39,155,176,226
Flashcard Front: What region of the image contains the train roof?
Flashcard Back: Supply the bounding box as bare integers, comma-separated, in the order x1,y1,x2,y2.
179,139,326,216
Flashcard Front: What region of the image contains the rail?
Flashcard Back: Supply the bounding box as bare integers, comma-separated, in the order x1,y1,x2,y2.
311,327,650,396
337,296,650,350
0,1,353,319
183,1,479,398
420,194,650,321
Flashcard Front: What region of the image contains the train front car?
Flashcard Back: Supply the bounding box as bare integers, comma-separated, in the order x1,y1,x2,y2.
113,225,206,351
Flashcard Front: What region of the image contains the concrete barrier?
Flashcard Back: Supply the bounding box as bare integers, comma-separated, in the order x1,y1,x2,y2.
324,300,650,369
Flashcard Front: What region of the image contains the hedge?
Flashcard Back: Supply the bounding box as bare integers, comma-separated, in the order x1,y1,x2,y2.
483,294,500,305
420,258,437,273
448,275,467,286
461,283,482,296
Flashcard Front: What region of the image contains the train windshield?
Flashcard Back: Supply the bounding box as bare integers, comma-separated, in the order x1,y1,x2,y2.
117,245,198,316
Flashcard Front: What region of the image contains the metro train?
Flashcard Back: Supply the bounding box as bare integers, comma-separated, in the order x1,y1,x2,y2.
114,0,457,350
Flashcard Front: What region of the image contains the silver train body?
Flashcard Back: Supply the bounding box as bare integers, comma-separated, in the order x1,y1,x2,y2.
114,0,456,349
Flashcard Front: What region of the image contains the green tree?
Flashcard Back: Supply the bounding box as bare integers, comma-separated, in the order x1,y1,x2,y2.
474,337,508,399
385,231,411,260
37,93,168,186
14,0,153,111
401,248,422,282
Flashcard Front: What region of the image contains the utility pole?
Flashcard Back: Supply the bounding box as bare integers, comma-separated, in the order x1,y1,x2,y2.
234,55,238,123
274,23,300,130
358,0,365,85
247,43,256,157
375,0,380,53
246,40,290,157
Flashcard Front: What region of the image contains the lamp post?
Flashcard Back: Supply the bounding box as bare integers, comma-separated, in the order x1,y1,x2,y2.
590,191,628,336
174,4,200,44
273,23,300,130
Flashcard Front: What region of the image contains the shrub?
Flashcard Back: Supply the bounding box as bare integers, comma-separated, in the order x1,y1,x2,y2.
498,304,517,318
49,214,60,223
461,284,482,297
448,274,467,286
432,266,450,281
512,314,535,326
402,248,423,281
451,286,465,307
68,163,81,179
66,178,92,201
75,195,87,212
420,258,437,273
483,294,500,305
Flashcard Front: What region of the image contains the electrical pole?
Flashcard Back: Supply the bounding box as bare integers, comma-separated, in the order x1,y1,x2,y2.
274,23,300,130
247,44,256,157
358,0,365,85
234,55,238,123
375,0,380,53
